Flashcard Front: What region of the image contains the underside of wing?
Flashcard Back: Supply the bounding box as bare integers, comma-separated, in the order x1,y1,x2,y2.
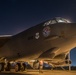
38,48,71,66
38,47,60,60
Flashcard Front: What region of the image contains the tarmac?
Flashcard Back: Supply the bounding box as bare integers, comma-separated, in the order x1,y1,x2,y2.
0,70,76,75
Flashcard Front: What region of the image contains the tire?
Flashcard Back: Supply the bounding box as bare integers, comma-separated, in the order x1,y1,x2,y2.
21,63,26,71
33,61,39,69
15,63,21,72
5,63,11,71
0,63,4,72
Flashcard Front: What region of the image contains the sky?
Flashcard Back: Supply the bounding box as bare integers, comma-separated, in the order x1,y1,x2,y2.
0,0,76,35
0,0,76,66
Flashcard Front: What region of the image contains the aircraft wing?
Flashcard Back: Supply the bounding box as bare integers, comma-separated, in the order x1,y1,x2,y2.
0,35,12,47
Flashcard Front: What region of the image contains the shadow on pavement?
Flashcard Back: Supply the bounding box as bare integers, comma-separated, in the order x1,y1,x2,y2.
0,73,35,75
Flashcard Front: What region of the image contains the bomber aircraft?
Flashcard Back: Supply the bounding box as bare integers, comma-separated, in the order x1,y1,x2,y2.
0,17,75,71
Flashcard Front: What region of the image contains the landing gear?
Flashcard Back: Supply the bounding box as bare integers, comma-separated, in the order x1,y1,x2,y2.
39,61,43,73
0,62,11,72
15,63,20,72
4,62,11,71
0,63,5,71
20,63,26,71
68,51,71,71
65,51,71,71
32,60,43,73
33,60,39,69
0,60,27,72
15,63,27,72
39,65,43,73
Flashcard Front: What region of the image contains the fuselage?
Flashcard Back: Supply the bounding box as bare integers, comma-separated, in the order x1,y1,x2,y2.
0,18,76,62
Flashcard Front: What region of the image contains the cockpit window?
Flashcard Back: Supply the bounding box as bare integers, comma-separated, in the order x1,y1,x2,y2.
56,17,70,23
43,17,71,26
51,20,57,24
43,20,57,26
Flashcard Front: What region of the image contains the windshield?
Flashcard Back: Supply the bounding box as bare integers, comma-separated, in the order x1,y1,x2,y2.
56,17,71,23
43,17,71,26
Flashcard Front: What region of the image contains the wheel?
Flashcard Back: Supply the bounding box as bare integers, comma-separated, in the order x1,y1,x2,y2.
69,60,72,64
0,63,3,71
21,63,27,71
5,63,11,71
0,63,4,72
15,63,21,72
21,63,26,71
65,60,72,64
33,61,39,69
